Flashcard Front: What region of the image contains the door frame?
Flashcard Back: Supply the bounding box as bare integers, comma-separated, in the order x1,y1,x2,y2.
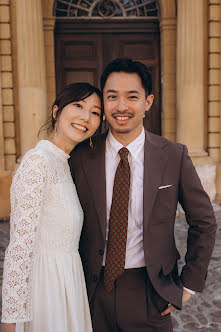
54,19,160,34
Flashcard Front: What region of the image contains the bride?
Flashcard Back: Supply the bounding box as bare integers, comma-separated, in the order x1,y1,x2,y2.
1,83,102,332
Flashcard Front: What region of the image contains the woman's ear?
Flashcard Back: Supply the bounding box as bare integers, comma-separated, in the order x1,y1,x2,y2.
52,105,59,120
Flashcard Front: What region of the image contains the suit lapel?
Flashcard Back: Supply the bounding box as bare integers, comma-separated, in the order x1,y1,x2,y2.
82,134,107,240
143,131,168,229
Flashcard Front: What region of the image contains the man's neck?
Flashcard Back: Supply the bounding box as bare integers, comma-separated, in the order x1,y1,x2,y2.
110,128,143,146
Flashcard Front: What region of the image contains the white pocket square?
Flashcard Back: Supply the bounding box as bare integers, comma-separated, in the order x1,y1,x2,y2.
159,184,172,189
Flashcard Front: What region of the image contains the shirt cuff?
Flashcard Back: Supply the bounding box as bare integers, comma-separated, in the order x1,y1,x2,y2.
183,287,196,295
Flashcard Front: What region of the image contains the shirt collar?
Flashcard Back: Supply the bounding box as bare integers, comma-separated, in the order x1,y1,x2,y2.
106,128,145,160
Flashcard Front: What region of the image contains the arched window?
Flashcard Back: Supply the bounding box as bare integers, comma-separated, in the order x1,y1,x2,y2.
54,0,160,18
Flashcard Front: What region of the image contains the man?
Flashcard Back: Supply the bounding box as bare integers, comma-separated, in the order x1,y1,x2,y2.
69,58,216,331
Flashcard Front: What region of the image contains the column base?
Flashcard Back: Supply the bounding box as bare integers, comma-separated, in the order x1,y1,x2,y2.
215,193,221,205
0,171,12,219
189,152,218,202
215,163,221,205
189,150,215,166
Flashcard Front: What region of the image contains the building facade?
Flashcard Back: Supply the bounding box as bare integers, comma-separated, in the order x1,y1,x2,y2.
0,0,220,218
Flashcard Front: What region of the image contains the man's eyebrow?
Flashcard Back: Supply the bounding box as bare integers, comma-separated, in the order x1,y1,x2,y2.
128,90,139,94
105,89,140,94
105,89,117,93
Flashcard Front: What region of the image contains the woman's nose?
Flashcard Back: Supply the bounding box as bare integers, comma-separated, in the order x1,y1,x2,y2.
80,109,90,121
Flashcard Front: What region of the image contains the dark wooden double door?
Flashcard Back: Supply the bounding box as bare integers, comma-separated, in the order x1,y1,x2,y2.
55,28,161,134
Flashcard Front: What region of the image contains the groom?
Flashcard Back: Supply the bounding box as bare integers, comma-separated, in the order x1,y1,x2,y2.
69,58,216,331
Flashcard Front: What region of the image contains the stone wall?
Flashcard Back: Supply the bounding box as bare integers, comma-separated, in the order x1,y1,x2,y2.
208,0,221,163
0,0,16,172
208,0,221,204
0,0,14,219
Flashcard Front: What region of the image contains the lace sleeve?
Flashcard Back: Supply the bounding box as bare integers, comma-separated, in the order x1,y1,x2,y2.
1,151,48,323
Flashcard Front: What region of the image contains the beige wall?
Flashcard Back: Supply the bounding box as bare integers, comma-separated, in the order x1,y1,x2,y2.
0,0,221,218
0,0,14,219
208,0,221,162
208,0,221,203
0,0,16,172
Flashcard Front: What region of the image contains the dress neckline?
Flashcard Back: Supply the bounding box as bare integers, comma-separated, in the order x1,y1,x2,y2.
37,140,70,160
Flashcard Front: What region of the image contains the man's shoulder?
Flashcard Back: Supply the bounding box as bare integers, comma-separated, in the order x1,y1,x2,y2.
145,130,184,153
70,132,107,158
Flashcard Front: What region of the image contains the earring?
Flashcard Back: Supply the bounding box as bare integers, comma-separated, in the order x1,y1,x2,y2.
103,114,106,121
90,137,93,148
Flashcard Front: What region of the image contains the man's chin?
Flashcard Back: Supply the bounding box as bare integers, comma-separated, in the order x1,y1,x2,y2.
114,128,131,134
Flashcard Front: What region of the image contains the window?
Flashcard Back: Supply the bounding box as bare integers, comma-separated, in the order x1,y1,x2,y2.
54,0,160,18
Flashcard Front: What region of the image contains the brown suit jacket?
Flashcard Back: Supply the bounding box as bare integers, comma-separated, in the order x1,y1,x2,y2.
69,130,216,310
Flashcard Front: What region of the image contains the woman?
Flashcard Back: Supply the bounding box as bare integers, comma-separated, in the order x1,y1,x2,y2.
1,83,102,332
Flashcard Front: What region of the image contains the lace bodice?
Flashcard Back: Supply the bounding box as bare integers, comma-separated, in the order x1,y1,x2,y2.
1,140,83,323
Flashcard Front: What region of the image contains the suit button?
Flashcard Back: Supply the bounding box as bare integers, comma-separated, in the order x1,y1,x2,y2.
92,274,98,282
99,249,104,255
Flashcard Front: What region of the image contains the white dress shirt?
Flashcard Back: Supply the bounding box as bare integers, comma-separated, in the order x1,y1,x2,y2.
102,128,195,295
103,128,145,268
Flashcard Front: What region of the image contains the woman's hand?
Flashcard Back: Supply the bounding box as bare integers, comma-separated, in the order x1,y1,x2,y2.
2,323,16,332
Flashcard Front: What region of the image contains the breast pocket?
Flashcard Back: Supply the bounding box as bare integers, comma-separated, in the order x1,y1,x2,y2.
152,186,175,222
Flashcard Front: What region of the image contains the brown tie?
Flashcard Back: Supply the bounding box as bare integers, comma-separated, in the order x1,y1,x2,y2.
104,147,130,293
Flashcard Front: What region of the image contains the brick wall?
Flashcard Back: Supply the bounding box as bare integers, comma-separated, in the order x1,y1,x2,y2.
0,0,16,171
208,0,221,162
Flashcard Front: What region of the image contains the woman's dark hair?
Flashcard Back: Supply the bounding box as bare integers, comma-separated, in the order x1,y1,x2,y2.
100,58,152,97
39,82,102,135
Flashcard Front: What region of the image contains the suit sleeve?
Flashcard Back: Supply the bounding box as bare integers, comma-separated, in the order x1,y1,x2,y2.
178,145,217,292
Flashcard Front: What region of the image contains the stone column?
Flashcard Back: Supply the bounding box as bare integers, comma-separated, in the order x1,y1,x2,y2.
43,16,56,117
160,17,177,143
15,0,47,155
176,0,208,158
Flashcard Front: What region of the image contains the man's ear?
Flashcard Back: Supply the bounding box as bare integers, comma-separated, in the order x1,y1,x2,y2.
145,94,154,112
52,105,59,120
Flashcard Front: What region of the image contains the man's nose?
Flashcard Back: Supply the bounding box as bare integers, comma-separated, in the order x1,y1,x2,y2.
117,98,128,111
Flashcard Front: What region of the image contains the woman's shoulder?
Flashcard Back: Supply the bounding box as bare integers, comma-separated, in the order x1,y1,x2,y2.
23,145,48,163
16,142,50,175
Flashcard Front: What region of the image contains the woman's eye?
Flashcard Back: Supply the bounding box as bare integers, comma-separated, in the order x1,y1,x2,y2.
74,103,83,108
92,111,100,117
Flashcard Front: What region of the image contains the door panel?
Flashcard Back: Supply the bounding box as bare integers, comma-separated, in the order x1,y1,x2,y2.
65,70,95,85
55,30,161,134
55,34,103,91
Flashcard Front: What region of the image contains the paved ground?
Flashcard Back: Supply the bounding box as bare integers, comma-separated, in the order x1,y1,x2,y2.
0,204,221,331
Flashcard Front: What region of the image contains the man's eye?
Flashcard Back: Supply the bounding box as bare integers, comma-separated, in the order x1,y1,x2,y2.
107,95,116,100
128,96,138,100
74,103,82,108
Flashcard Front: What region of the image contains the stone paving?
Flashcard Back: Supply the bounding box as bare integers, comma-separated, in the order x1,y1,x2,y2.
0,204,220,331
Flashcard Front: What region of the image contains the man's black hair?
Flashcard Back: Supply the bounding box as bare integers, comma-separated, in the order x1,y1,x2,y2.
100,58,152,97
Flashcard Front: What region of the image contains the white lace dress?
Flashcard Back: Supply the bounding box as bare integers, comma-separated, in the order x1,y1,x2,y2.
1,140,92,332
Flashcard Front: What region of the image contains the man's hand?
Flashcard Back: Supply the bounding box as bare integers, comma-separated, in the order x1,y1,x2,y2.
161,289,192,316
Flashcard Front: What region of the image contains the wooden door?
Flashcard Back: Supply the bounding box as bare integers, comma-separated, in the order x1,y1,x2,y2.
55,29,161,135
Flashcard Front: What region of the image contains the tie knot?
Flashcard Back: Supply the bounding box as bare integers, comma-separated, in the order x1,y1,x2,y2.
118,147,129,161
